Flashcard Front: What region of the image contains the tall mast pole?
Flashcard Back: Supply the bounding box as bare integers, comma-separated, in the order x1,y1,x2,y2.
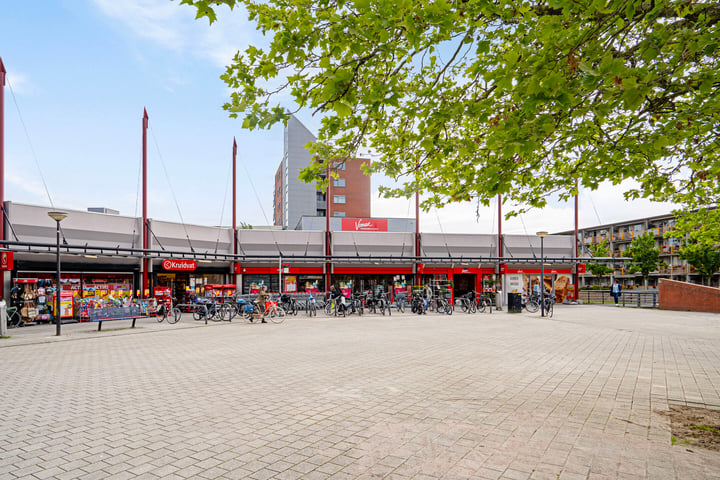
574,179,579,300
415,190,420,286
325,164,331,292
233,137,237,254
233,138,238,287
0,58,5,301
142,108,148,298
497,194,502,258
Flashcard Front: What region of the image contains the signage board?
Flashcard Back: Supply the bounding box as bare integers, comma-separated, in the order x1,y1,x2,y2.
161,259,197,271
0,252,13,270
341,218,388,231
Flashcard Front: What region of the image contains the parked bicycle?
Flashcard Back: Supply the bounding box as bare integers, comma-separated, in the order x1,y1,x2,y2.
278,294,298,316
458,292,476,314
410,294,426,315
475,292,493,314
433,293,453,315
5,305,22,328
324,296,347,317
155,303,179,324
305,294,318,317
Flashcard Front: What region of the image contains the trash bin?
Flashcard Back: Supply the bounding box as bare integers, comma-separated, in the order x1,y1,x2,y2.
507,293,522,313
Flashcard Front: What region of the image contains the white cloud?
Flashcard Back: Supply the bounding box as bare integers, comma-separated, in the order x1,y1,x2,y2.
371,178,680,235
90,0,252,68
5,71,35,95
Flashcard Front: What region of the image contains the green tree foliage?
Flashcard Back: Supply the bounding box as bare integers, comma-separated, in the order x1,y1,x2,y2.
666,207,720,245
585,240,614,278
178,0,720,214
627,232,665,288
678,242,720,285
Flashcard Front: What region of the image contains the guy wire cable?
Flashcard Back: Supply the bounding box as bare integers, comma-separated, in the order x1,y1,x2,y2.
9,77,68,244
149,124,195,252
238,149,282,255
131,141,143,249
214,160,233,254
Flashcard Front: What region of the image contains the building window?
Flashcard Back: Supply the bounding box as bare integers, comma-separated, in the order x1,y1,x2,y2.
334,212,346,217
333,178,346,187
316,191,326,202
334,161,346,171
333,195,346,204
317,209,326,217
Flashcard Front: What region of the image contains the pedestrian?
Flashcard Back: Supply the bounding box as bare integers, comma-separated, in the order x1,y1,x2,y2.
611,279,622,306
423,283,433,314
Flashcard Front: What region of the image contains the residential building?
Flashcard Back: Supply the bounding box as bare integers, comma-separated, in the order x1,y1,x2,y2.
273,115,371,229
562,212,718,288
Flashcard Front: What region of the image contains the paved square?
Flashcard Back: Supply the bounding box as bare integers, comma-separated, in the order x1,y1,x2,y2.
1,305,720,479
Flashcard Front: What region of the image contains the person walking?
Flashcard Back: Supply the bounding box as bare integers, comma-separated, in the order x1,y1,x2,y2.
611,280,622,306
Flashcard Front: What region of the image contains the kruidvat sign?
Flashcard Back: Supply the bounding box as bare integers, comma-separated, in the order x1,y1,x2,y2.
341,218,388,232
162,259,197,271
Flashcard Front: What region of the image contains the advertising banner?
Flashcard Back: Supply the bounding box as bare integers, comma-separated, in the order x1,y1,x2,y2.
341,218,388,231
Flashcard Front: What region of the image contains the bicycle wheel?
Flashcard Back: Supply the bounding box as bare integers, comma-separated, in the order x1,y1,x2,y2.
270,307,286,323
168,308,181,324
484,298,492,313
209,306,223,322
156,305,166,323
461,300,469,313
469,301,477,314
526,299,539,313
324,301,333,316
547,302,554,318
7,310,22,328
192,308,203,321
397,301,405,313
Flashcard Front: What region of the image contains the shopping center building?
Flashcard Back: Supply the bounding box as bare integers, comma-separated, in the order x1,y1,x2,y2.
2,201,578,323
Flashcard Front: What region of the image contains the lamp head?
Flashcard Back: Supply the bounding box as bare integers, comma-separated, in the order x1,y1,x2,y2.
536,231,548,238
48,211,68,222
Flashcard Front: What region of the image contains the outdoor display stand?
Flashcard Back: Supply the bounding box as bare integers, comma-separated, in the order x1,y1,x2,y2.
154,286,172,312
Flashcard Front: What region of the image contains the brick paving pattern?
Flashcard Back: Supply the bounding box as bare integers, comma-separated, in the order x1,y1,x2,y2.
1,305,719,479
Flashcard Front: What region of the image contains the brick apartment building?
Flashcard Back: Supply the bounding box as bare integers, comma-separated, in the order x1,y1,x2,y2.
273,115,370,229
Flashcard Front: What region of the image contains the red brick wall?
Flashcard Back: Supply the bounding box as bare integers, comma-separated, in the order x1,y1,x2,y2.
273,162,283,226
659,278,720,313
328,158,371,218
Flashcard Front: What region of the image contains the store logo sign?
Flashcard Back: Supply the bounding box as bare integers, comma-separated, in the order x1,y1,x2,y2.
162,259,196,271
341,218,388,231
0,252,13,270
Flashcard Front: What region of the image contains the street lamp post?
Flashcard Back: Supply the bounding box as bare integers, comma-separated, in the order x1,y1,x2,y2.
48,211,67,335
536,231,548,317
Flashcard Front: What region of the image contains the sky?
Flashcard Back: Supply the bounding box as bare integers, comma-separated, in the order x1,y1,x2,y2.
0,0,680,235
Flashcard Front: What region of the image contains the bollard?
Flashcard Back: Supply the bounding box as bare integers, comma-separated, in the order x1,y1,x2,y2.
0,300,6,337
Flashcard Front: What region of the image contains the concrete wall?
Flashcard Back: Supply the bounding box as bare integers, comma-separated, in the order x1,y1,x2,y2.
6,202,142,249
284,115,318,229
659,278,720,313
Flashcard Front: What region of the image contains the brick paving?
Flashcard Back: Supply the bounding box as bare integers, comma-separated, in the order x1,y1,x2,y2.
1,305,720,479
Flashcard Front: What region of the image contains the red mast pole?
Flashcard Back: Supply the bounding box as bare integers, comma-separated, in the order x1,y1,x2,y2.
233,138,238,285
574,179,579,300
0,58,5,301
0,58,6,248
415,190,420,286
142,108,148,298
325,164,331,293
233,137,237,254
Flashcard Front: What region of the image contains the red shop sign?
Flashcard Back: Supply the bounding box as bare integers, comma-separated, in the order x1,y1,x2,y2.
577,263,586,274
341,218,388,231
0,251,13,270
162,259,197,271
